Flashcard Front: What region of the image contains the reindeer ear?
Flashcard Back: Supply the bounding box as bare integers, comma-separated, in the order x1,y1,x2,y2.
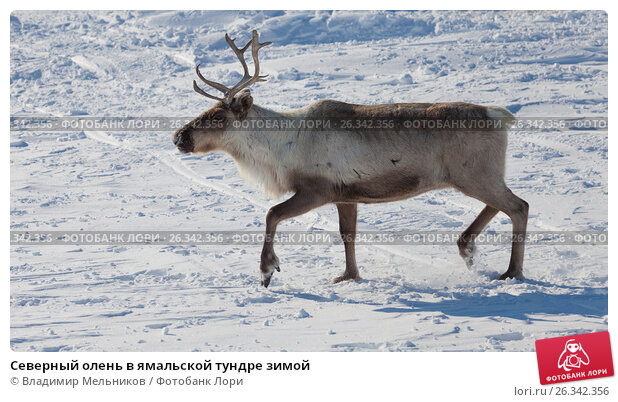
231,89,253,119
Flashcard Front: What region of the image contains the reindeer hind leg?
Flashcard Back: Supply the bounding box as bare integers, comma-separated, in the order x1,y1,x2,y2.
457,180,528,280
457,205,499,268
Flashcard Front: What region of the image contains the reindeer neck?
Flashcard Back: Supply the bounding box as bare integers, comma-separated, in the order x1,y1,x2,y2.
218,104,303,198
221,104,302,162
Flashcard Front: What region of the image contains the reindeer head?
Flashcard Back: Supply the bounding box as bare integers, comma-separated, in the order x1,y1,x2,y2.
172,30,271,153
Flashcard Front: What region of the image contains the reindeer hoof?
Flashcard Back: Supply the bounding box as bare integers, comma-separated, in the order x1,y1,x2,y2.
459,243,476,270
498,271,524,281
259,255,280,287
261,271,273,288
331,274,360,284
498,272,511,281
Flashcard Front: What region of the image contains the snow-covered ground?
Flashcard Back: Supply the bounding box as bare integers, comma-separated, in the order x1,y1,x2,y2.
10,11,607,352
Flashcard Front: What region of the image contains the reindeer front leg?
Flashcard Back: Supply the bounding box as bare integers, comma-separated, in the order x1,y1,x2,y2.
332,203,360,283
260,190,328,287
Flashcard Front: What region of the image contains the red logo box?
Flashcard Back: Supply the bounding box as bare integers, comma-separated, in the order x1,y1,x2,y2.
535,331,614,385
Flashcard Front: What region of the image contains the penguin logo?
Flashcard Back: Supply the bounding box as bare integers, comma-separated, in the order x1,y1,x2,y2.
557,339,590,372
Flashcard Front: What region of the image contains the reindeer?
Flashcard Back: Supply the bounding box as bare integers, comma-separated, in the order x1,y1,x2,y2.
172,30,529,288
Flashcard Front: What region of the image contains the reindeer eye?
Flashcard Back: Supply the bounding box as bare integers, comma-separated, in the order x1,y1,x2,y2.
213,114,224,121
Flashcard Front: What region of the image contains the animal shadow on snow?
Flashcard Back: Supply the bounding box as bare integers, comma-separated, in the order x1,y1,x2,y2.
374,279,607,321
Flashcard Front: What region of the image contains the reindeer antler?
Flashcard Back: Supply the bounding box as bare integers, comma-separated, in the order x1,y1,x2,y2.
193,30,271,104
